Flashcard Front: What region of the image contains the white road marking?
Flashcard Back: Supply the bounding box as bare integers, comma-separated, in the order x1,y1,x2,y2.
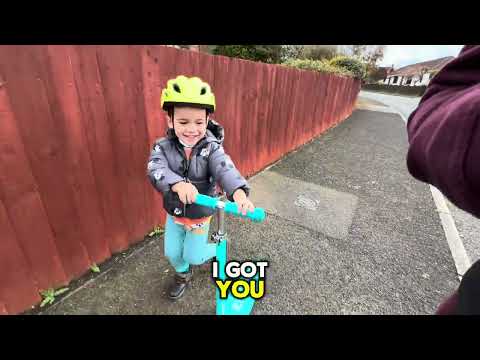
429,185,471,278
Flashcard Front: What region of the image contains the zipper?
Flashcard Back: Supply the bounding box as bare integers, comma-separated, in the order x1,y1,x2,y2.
175,138,208,217
179,142,201,217
183,161,190,217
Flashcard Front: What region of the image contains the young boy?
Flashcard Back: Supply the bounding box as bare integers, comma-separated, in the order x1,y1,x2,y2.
147,75,255,300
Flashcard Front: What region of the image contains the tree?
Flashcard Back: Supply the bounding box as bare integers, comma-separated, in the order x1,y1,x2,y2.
280,45,305,62
301,45,338,60
340,45,386,82
364,46,386,71
329,56,367,80
351,45,368,58
340,45,385,66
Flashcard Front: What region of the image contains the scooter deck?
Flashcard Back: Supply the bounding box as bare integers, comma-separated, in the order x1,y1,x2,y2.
215,238,258,315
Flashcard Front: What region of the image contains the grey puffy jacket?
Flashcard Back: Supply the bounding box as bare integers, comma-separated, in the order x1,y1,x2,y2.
147,120,250,219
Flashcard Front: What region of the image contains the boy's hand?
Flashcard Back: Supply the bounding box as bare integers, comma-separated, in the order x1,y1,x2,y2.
171,181,198,205
233,189,255,216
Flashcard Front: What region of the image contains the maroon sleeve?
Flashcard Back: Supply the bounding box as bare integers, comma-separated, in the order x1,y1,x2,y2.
406,45,480,218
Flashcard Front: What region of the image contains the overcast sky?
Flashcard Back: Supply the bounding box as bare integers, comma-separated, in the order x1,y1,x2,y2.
378,45,464,68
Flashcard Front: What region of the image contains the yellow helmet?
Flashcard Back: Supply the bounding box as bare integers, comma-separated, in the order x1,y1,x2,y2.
161,75,215,113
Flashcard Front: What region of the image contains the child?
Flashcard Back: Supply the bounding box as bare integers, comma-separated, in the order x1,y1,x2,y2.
147,75,255,300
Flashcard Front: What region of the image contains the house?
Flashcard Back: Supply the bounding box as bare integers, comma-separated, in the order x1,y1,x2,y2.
164,45,201,52
369,66,394,82
381,56,454,86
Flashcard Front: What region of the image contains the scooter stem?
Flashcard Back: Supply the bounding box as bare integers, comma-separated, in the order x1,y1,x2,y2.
216,207,226,236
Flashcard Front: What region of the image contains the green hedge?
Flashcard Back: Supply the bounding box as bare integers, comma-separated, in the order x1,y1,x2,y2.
362,83,427,97
328,56,367,80
212,45,282,64
282,58,354,77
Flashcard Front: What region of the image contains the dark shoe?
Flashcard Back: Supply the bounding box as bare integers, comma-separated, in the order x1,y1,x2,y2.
168,269,193,300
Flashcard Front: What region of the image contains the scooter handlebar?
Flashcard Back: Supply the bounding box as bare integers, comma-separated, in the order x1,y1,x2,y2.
194,194,266,223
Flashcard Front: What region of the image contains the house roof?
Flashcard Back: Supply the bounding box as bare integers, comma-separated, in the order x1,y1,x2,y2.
388,56,454,77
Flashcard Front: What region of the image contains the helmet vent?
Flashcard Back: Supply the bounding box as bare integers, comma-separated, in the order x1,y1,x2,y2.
200,87,207,95
173,83,181,93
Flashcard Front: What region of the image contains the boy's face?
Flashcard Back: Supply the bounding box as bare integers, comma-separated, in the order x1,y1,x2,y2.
167,106,208,147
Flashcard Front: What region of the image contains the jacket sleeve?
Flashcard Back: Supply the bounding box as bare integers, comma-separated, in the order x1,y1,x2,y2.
146,139,185,194
406,45,480,217
208,143,250,201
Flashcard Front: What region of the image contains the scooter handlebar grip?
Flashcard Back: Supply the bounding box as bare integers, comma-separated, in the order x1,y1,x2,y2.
194,194,219,209
194,194,266,222
224,202,265,222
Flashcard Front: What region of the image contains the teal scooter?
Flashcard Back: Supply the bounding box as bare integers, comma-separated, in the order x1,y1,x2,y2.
194,193,266,315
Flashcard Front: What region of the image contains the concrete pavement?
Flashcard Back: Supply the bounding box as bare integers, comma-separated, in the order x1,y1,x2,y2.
40,98,459,315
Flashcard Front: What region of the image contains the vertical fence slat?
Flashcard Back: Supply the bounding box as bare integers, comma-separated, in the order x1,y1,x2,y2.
306,72,314,142
0,197,41,314
241,60,258,177
288,70,298,150
228,61,245,173
258,64,273,168
262,65,276,167
278,69,287,154
231,60,245,174
271,68,287,161
333,78,341,125
212,55,229,149
0,302,8,315
125,46,151,243
249,62,263,176
326,74,335,128
141,46,167,229
284,68,296,152
312,73,321,136
198,51,215,89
